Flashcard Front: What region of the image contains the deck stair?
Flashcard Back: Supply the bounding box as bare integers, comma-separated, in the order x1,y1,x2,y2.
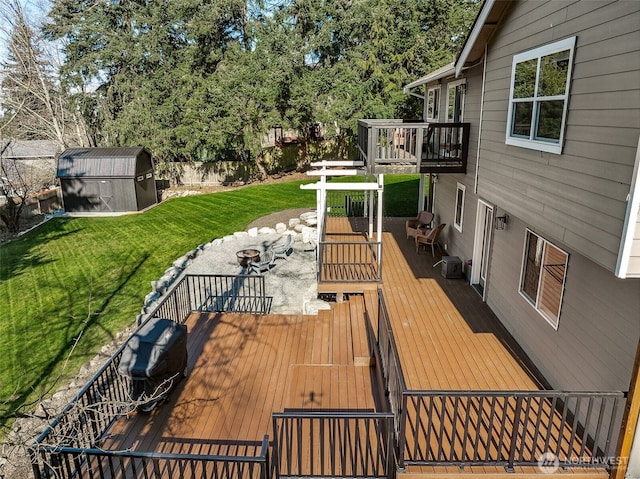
308,295,374,367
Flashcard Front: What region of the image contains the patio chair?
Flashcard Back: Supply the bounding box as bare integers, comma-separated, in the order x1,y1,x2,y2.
415,223,446,256
271,234,293,261
406,211,434,239
249,250,275,274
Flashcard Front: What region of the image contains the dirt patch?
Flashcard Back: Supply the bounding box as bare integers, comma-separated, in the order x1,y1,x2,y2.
246,207,315,230
0,213,45,246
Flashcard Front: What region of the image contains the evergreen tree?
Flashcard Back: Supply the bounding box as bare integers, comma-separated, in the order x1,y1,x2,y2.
43,0,480,166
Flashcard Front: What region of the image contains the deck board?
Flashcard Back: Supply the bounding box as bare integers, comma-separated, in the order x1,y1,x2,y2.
320,218,603,477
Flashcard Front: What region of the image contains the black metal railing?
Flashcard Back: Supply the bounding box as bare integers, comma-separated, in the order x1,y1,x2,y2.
376,292,407,438
272,411,395,479
318,241,382,283
30,273,269,479
148,273,193,323
400,390,625,471
358,119,470,174
326,191,374,218
31,436,270,479
185,274,268,314
374,290,626,472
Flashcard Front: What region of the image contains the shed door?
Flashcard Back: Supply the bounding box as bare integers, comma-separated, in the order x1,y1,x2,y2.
99,181,113,212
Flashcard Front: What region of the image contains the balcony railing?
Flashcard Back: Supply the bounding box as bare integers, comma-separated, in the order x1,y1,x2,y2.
30,274,269,479
358,119,470,174
272,411,395,478
374,290,627,472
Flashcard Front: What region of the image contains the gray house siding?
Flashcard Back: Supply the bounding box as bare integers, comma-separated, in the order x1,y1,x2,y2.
430,66,484,263
485,214,639,392
477,0,640,274
469,0,640,392
421,0,640,392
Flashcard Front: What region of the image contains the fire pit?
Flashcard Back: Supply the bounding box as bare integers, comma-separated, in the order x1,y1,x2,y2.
236,249,260,267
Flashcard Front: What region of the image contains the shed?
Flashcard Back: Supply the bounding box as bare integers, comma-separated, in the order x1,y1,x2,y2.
57,147,157,213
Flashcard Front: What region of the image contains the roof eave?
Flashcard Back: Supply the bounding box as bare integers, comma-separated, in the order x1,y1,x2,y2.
403,63,456,93
454,0,512,77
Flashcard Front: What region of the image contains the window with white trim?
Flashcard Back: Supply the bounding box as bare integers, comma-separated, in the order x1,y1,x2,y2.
426,86,440,121
519,230,569,329
454,183,465,232
447,80,465,123
506,37,576,154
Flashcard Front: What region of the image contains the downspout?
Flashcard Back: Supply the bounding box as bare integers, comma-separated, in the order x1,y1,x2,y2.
474,44,488,195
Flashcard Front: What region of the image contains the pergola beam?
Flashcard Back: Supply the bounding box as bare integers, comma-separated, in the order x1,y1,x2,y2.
300,182,382,191
306,169,363,177
309,160,364,168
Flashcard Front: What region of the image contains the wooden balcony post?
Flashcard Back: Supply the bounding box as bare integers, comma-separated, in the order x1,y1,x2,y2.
368,125,377,174
415,126,424,171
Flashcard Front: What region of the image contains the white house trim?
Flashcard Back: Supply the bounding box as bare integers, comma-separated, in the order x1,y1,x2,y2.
455,0,496,77
616,135,640,278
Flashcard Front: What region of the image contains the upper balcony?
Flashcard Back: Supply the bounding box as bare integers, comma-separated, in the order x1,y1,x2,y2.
358,119,470,175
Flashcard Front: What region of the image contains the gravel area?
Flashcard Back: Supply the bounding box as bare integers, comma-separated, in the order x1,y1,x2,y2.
184,208,323,315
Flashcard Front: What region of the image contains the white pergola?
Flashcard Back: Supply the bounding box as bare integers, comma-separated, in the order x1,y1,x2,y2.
301,160,384,243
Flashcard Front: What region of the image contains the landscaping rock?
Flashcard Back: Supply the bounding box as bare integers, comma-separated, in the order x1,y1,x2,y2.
258,227,276,235
247,227,259,237
173,256,189,269
275,222,287,233
288,218,301,228
145,291,159,305
300,211,317,221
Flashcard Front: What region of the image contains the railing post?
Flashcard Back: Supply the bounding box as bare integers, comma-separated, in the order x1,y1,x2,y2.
415,127,424,171
397,393,407,472
369,125,377,174
386,415,394,479
506,395,523,473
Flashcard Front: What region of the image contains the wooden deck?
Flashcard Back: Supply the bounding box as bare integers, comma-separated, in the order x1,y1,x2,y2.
321,216,542,390
104,297,379,457
95,216,608,478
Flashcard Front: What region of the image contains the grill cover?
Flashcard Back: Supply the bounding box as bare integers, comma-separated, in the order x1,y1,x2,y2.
118,317,187,407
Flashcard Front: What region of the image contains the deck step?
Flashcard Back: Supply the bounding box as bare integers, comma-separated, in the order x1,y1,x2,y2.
349,295,374,366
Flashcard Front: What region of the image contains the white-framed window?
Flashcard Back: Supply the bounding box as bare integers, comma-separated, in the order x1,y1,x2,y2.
519,230,569,330
454,182,465,232
447,79,465,123
426,86,440,121
506,36,576,154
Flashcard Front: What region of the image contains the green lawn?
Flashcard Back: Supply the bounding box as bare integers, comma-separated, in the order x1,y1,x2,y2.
0,175,419,426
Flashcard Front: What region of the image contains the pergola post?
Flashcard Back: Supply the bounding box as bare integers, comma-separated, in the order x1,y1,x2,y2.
377,174,384,244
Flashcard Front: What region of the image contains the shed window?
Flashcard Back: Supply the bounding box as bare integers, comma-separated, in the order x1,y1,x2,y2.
506,37,576,154
520,230,568,329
